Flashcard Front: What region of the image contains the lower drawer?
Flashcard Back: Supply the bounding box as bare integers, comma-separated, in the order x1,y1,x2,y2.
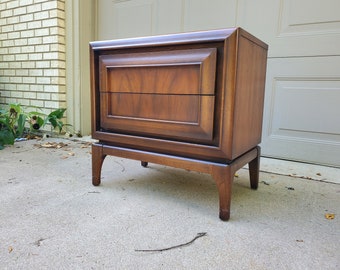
100,92,216,144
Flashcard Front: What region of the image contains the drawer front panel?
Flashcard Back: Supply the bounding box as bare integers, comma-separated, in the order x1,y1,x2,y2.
107,64,200,95
100,93,215,143
108,93,199,122
99,48,217,95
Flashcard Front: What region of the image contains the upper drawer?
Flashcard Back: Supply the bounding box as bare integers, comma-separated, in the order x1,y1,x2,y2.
99,48,217,95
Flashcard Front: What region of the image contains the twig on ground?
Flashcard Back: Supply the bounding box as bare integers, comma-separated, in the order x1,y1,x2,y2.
135,232,207,252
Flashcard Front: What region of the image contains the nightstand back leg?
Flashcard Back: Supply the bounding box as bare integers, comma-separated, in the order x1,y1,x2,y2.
248,146,260,190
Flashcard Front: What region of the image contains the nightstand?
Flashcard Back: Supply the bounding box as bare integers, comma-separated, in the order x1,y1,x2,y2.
90,28,268,221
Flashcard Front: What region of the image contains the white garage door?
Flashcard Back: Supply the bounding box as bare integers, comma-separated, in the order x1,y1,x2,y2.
96,0,340,167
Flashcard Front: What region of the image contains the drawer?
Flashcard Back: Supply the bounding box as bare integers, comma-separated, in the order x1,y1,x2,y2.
100,92,215,144
99,48,217,95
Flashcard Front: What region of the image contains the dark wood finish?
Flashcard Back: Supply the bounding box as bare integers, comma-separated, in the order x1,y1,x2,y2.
90,28,268,221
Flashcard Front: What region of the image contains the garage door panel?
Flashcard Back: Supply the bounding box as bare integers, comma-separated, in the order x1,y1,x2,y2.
272,80,340,135
237,0,340,57
262,57,340,167
183,0,237,32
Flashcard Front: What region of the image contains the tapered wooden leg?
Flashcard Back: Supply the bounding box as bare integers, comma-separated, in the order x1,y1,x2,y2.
212,165,234,221
210,147,259,221
248,146,260,190
92,143,106,186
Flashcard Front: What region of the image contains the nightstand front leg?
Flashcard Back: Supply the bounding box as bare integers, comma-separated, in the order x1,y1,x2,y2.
92,143,106,186
212,165,234,221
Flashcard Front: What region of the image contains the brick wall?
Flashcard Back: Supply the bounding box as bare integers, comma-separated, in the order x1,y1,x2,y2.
0,0,66,115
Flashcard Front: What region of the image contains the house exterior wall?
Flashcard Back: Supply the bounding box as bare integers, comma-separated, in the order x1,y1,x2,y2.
0,0,66,115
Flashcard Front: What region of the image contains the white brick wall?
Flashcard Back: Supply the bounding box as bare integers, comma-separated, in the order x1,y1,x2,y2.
0,0,66,113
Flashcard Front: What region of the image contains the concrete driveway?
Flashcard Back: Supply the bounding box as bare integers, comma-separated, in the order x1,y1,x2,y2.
0,138,339,269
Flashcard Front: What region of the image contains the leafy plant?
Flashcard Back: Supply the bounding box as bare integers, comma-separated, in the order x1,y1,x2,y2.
0,103,69,150
44,108,69,133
